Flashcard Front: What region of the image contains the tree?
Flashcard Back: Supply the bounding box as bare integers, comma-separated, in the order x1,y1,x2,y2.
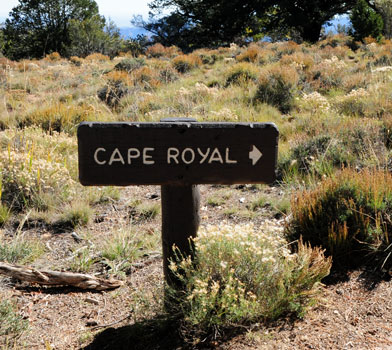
0,23,5,56
350,0,383,41
265,1,357,43
140,0,358,49
3,0,100,60
375,0,392,38
67,16,124,57
139,0,267,50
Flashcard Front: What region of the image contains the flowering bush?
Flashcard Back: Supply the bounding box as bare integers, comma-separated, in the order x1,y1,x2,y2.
0,147,76,211
299,91,331,114
168,222,331,339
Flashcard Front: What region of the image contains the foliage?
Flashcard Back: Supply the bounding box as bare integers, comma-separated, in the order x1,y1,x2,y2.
287,169,392,268
98,71,132,108
140,0,358,49
145,43,180,58
18,102,99,134
172,54,201,73
3,0,101,59
67,16,124,58
58,201,92,228
0,140,76,211
0,234,44,264
0,23,5,56
135,1,261,50
224,62,259,86
265,1,357,43
0,203,11,226
375,0,392,38
125,34,150,57
350,0,384,41
114,57,146,73
254,65,298,113
168,222,331,340
101,227,159,276
0,299,28,343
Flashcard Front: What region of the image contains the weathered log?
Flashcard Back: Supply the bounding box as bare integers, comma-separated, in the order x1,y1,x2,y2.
0,262,123,290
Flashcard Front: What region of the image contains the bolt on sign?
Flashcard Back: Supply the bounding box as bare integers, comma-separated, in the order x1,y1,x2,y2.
78,121,279,186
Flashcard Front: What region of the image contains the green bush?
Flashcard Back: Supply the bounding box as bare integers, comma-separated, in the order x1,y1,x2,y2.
225,62,258,86
0,235,44,264
0,203,11,226
0,299,28,343
58,202,92,228
172,54,201,73
168,222,331,341
114,57,145,73
287,169,392,268
254,66,298,113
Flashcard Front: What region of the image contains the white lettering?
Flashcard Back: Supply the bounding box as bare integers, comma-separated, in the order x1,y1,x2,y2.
182,148,195,164
225,148,237,164
143,148,155,165
127,148,140,164
197,148,210,164
208,148,224,164
109,148,125,165
167,148,180,164
94,148,106,165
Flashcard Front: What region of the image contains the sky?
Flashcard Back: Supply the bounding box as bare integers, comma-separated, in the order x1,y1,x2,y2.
0,0,150,27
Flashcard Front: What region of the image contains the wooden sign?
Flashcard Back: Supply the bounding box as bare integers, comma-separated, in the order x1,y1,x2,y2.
77,121,279,186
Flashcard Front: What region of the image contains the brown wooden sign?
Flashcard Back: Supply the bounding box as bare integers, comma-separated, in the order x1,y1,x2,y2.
77,121,279,186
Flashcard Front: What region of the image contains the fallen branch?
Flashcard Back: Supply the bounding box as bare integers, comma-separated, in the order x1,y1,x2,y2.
0,262,123,291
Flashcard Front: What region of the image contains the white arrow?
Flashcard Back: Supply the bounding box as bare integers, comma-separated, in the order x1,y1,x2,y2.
249,145,262,165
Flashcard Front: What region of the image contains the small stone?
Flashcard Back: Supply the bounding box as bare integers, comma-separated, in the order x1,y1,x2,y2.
84,297,99,305
71,232,83,243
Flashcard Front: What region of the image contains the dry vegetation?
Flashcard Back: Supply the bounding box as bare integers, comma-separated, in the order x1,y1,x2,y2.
1,35,392,349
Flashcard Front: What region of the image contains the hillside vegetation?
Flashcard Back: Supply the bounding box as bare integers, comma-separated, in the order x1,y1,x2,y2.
1,35,392,348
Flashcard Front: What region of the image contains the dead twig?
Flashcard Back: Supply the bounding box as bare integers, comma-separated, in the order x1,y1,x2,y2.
0,262,123,291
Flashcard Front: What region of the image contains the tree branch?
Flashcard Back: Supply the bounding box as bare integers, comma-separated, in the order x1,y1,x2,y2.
0,262,123,291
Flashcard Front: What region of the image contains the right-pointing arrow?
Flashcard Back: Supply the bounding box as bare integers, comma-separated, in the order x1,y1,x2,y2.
249,145,262,165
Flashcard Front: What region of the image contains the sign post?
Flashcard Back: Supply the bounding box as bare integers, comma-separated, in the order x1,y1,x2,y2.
78,119,279,288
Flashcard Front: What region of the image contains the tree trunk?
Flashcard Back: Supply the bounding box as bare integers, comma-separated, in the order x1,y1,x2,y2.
301,22,323,43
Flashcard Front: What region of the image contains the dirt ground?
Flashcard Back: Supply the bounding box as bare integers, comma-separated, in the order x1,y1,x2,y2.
1,185,392,350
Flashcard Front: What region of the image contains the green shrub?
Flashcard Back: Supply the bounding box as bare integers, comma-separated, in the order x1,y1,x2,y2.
0,299,28,343
168,222,331,341
0,203,11,226
254,65,298,113
0,235,44,264
58,202,92,228
19,102,98,134
114,57,145,73
101,228,159,276
172,54,202,73
225,62,259,86
287,169,392,268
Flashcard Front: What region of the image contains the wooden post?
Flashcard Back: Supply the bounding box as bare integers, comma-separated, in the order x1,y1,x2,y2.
161,184,200,288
